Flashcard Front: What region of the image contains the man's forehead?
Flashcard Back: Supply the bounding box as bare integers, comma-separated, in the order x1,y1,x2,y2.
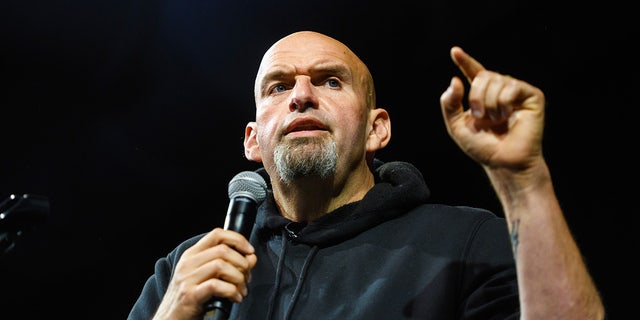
258,50,358,83
271,31,347,52
263,43,351,66
261,55,350,75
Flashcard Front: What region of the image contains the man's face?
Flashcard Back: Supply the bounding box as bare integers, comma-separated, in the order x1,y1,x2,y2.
247,32,373,183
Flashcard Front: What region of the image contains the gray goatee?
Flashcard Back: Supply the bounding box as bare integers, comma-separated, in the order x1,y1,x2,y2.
273,137,337,184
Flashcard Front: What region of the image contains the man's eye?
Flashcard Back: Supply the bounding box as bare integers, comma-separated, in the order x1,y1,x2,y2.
272,84,287,93
327,79,340,88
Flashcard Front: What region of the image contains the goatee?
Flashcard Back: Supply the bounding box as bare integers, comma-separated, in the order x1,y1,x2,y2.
273,136,337,184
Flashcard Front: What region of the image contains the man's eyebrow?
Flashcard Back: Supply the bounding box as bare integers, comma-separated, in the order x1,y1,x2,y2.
257,66,292,94
310,62,351,79
262,65,293,80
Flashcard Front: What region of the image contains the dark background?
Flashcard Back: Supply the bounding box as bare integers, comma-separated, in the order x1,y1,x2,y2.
1,1,635,319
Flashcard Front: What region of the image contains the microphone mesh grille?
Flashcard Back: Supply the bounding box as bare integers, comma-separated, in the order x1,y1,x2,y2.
228,171,268,203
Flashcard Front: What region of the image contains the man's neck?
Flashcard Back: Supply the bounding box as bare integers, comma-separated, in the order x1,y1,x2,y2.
271,168,375,222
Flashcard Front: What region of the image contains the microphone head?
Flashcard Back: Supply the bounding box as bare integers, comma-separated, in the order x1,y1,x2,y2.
228,171,268,203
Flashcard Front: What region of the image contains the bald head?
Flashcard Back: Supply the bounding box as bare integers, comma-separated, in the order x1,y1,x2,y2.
254,31,376,109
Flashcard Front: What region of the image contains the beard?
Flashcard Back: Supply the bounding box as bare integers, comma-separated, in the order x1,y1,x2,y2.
273,136,337,184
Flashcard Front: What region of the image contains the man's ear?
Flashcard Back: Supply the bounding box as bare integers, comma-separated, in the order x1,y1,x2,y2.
244,122,263,163
366,108,391,152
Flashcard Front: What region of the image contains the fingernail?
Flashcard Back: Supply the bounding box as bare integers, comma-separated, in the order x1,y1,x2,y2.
470,102,482,118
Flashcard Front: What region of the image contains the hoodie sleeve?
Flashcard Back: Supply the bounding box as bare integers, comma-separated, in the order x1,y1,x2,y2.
127,234,205,320
458,208,520,320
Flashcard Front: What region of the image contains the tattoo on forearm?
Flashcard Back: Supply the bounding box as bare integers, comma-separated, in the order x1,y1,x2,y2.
510,219,520,259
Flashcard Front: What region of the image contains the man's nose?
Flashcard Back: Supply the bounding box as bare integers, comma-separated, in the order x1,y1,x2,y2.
289,77,318,112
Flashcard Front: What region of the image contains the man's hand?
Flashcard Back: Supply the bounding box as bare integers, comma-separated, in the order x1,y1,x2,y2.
439,46,546,172
153,228,256,320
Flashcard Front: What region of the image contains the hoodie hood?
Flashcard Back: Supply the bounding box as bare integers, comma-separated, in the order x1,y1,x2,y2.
253,160,431,246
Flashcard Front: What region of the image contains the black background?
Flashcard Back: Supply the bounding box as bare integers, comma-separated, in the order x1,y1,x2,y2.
1,1,635,319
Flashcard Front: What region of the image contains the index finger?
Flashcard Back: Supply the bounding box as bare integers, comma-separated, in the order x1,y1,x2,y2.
450,46,486,83
196,228,255,255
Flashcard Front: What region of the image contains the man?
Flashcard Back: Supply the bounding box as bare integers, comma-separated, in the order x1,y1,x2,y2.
129,30,605,319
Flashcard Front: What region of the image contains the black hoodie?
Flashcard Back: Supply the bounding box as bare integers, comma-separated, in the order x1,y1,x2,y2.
128,161,519,319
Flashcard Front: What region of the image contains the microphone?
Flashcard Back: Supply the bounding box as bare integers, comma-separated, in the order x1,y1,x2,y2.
203,170,268,320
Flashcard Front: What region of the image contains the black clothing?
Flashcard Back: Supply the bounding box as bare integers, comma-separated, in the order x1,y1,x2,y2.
128,161,519,319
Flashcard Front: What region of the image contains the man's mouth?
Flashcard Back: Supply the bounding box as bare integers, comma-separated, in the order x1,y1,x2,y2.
285,118,327,135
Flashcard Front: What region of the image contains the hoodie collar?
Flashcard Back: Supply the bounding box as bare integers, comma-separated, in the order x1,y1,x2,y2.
254,160,431,246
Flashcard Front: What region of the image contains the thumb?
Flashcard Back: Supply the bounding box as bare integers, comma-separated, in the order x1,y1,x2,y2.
440,77,465,122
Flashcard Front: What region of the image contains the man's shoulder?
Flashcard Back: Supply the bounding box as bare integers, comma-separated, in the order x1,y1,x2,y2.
392,203,507,240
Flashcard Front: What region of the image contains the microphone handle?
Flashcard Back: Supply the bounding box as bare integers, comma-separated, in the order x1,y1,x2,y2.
202,197,259,320
203,300,231,320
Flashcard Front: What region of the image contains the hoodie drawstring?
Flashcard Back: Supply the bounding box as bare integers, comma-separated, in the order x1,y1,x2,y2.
265,230,288,320
283,245,319,319
265,227,321,320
